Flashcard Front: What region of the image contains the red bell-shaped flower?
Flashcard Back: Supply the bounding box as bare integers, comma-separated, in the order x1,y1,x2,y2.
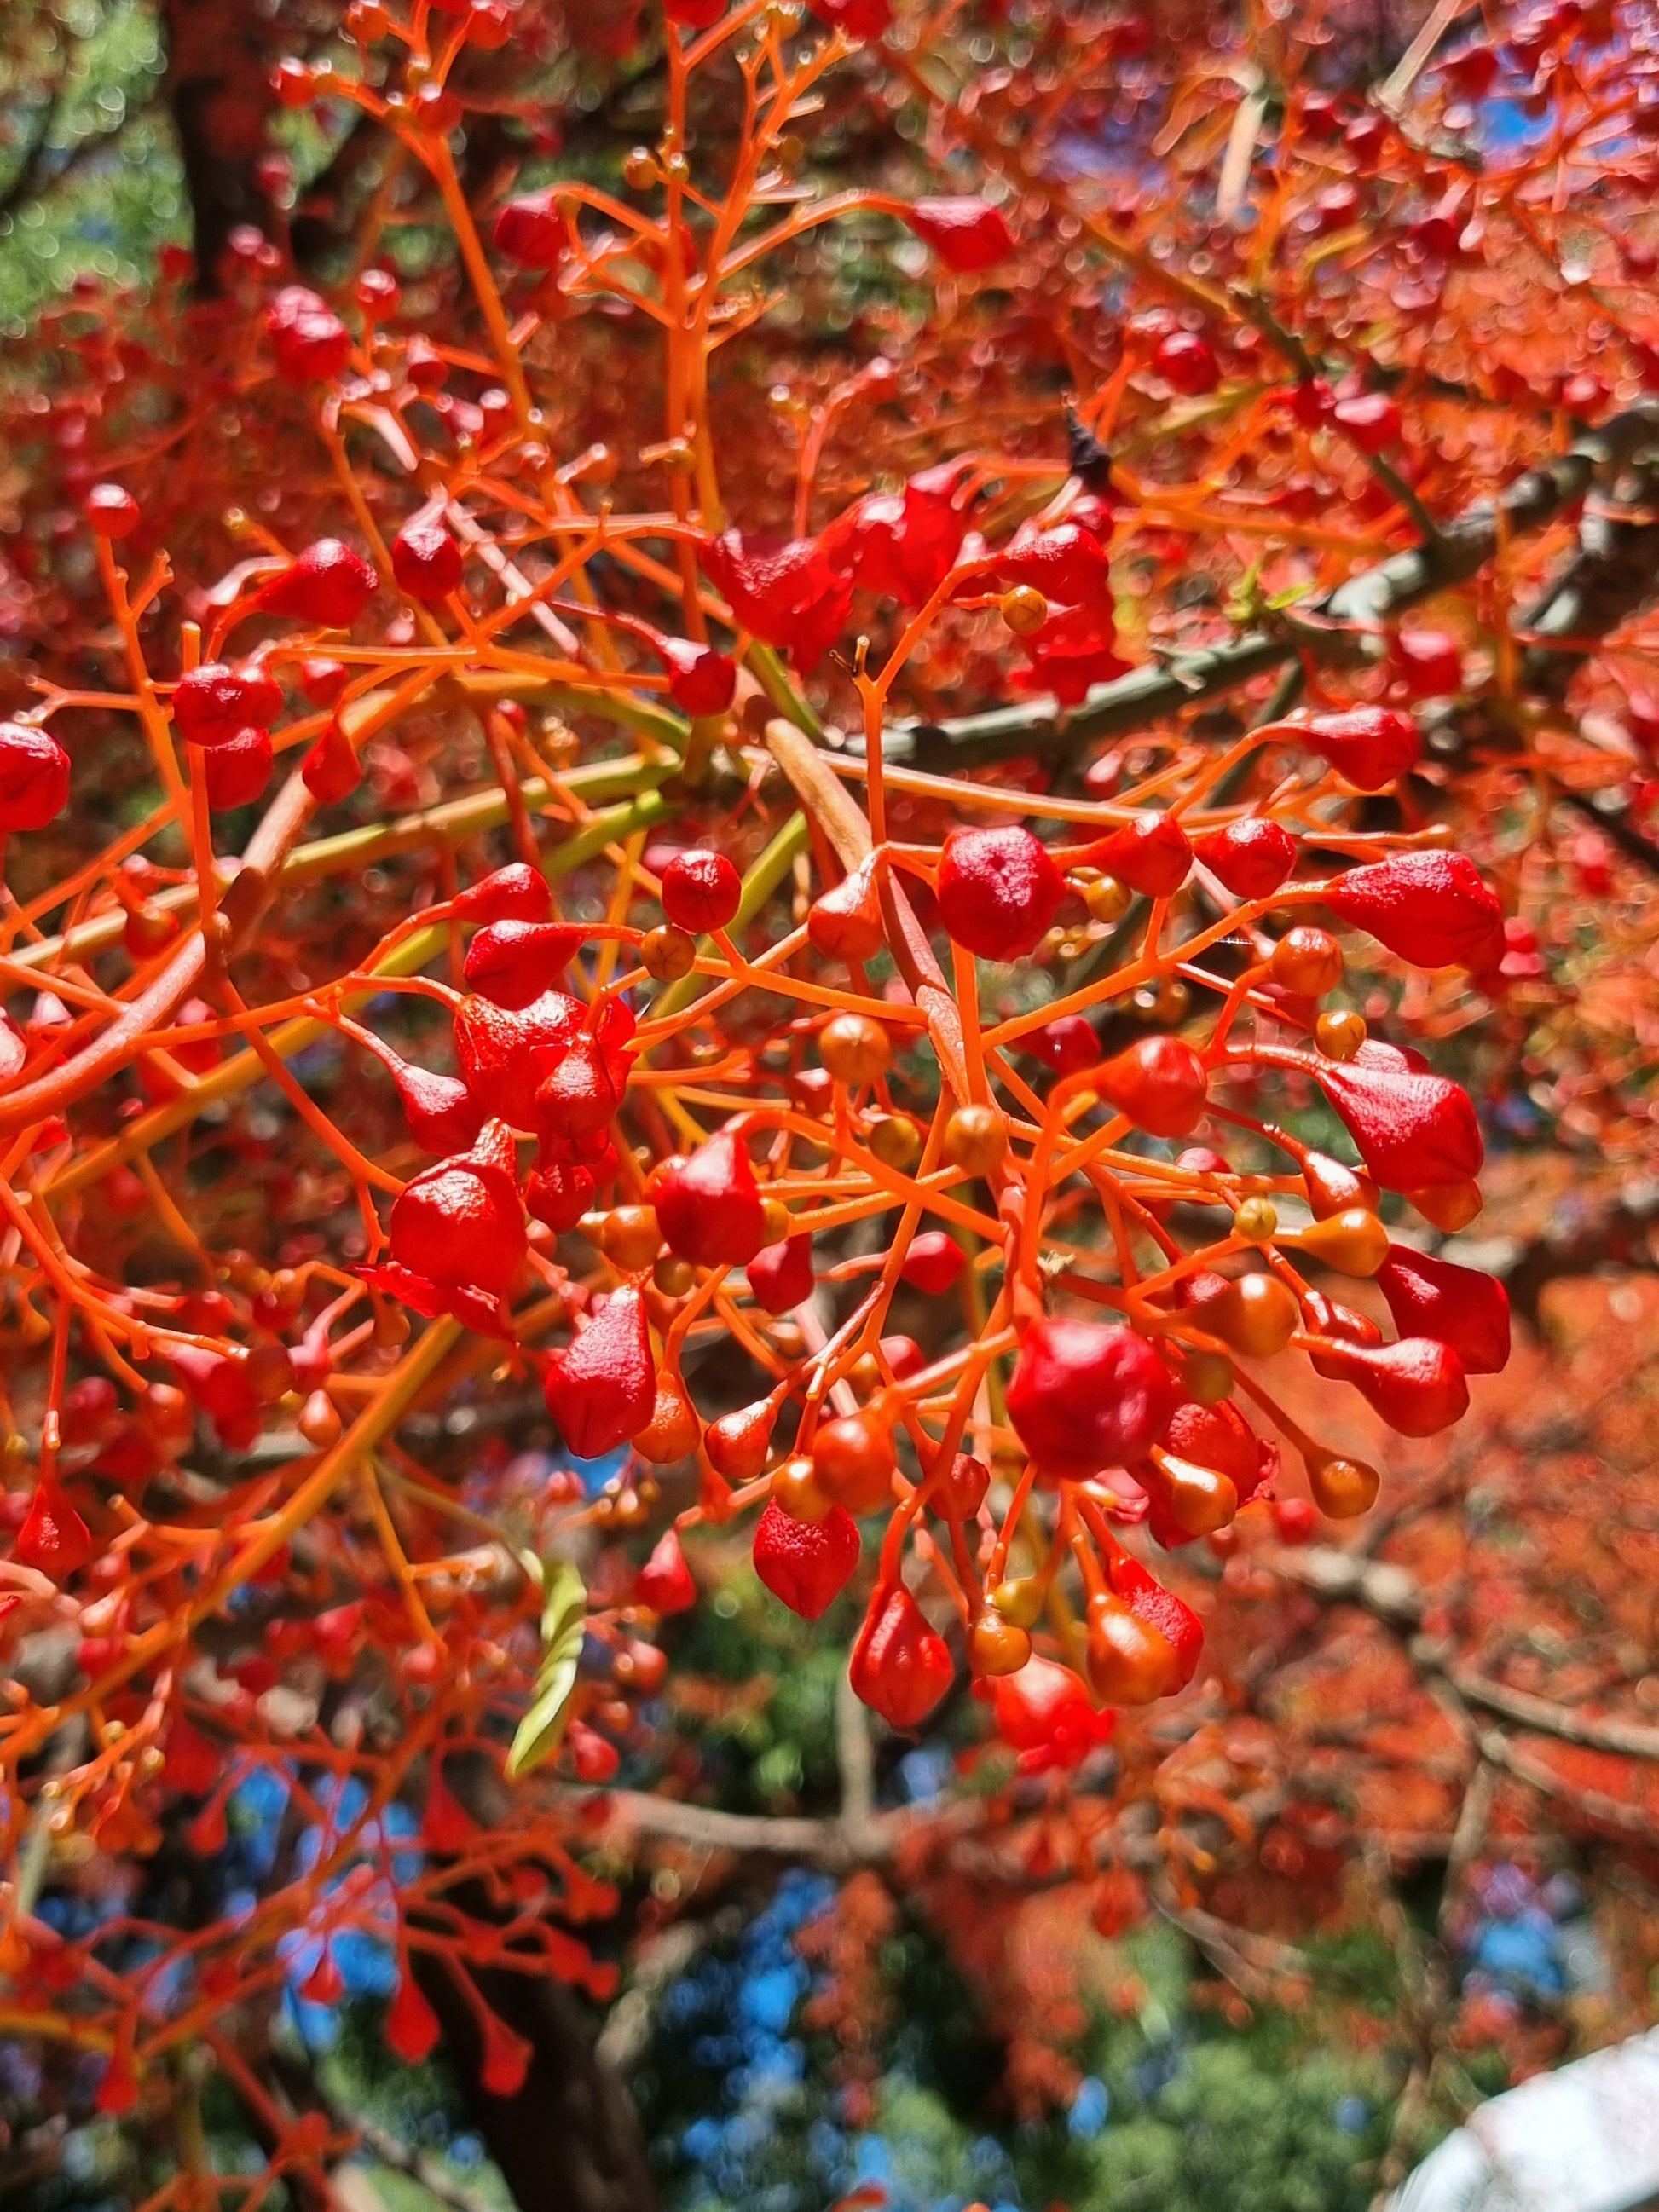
753,1499,860,1620
1324,851,1504,971
172,661,283,748
1082,811,1192,899
452,863,554,925
389,1122,525,1296
936,824,1065,962
906,197,1014,273
1315,1057,1483,1191
464,921,589,1009
1313,1332,1470,1435
1375,1245,1510,1375
543,1286,656,1458
748,1235,814,1314
260,538,377,627
651,1128,766,1268
1007,1320,1179,1481
636,1527,697,1615
1192,817,1297,898
849,1584,955,1729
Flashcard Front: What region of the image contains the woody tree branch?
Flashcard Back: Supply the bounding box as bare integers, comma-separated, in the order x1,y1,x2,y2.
884,402,1659,773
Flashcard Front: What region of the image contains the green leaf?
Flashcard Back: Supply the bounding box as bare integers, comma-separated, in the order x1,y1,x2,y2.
506,1557,587,1780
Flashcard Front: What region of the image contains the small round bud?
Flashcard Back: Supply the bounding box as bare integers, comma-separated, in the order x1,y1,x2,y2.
599,1205,662,1271
942,1102,1007,1177
623,147,660,190
653,1254,697,1297
1182,1350,1234,1404
819,1012,890,1087
298,1389,343,1448
1315,1008,1367,1060
1084,875,1133,923
772,1456,832,1523
1000,585,1049,635
867,1113,922,1170
641,923,697,982
1270,925,1344,997
990,1576,1045,1630
1232,1196,1279,1244
969,1611,1032,1676
84,482,140,540
1309,1454,1380,1520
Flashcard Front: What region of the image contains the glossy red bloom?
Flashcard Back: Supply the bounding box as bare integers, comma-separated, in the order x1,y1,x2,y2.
392,517,463,604
660,638,737,717
850,1583,954,1728
261,538,378,627
1163,1400,1275,1500
1332,390,1402,452
302,722,360,805
1007,1319,1179,1480
15,1476,91,1580
167,1345,259,1451
535,1034,618,1141
454,988,628,1127
0,722,71,831
808,854,885,963
493,189,564,269
899,1230,966,1295
1000,519,1111,604
1315,1054,1483,1191
567,1721,621,1784
748,1235,814,1314
664,0,725,23
1390,628,1463,698
1084,811,1193,898
636,1528,697,1614
1192,817,1297,898
389,1123,525,1297
384,1974,442,2065
936,824,1066,962
1325,851,1505,970
1312,1334,1470,1435
463,921,588,1008
1096,1036,1208,1138
1028,1014,1100,1077
172,661,283,748
267,285,351,384
753,1499,860,1620
661,847,742,933
907,197,1015,273
821,459,970,605
1154,329,1220,396
452,863,554,925
806,0,891,35
1296,706,1420,790
1015,599,1126,704
201,729,273,810
1376,1245,1510,1374
84,482,140,538
1108,1553,1203,1689
389,1060,483,1155
984,1656,1115,1773
526,1157,597,1232
698,532,853,672
544,1285,656,1457
652,1128,766,1268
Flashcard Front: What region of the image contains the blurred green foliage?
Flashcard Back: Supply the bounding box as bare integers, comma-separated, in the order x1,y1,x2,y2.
0,0,183,330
